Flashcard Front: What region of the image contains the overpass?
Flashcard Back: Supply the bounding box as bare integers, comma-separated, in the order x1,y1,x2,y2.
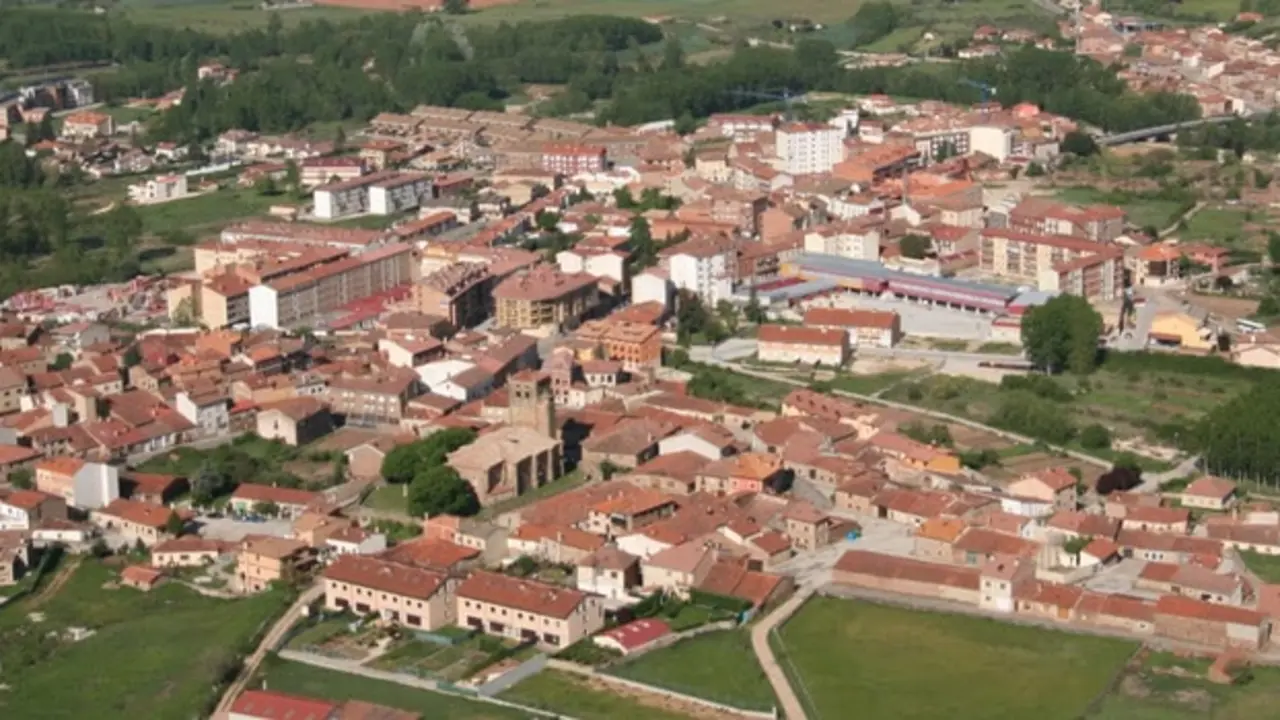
1098,110,1270,146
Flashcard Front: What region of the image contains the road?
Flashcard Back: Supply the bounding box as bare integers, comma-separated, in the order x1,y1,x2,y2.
751,587,815,720
211,584,323,719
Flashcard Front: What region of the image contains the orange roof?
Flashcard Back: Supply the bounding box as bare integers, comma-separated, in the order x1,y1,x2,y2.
378,538,480,570
916,517,967,543
1155,594,1266,626
97,499,173,529
35,456,85,477
456,570,587,619
323,555,447,600
757,324,846,347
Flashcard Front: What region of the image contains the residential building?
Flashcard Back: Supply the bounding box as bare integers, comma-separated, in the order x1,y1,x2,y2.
574,320,663,370
228,484,319,519
576,545,642,600
89,499,178,546
151,536,229,568
979,229,1124,301
300,156,366,187
493,267,599,330
776,123,844,175
456,570,605,649
541,143,607,175
0,489,66,531
1005,468,1078,516
413,263,494,329
236,535,315,593
1007,197,1126,243
248,243,414,329
697,452,786,495
61,111,113,139
368,173,432,215
668,237,735,305
33,457,120,510
127,174,188,203
322,555,454,629
1153,595,1270,651
833,549,981,605
256,397,334,446
1180,476,1238,511
328,373,420,426
803,307,901,348
756,325,849,366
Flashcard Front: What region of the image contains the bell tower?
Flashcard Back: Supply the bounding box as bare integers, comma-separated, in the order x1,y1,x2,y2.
507,371,555,439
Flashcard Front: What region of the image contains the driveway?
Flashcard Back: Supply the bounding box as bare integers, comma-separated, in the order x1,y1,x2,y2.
197,516,293,542
773,515,913,587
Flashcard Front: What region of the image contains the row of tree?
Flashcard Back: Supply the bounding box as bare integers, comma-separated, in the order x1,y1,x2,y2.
379,428,482,517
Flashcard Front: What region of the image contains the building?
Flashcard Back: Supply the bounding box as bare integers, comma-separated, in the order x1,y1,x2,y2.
1154,595,1271,651
228,484,319,519
256,397,334,446
447,426,562,506
493,267,599,330
833,549,981,605
328,373,420,426
128,174,189,203
979,229,1124,301
776,123,845,175
151,536,229,568
756,324,849,366
413,263,493,329
0,489,66,531
1180,477,1237,511
574,319,663,370
576,545,642,600
803,307,901,348
456,570,605,649
236,535,315,593
541,143,607,175
33,457,120,510
322,554,453,630
1007,197,1126,243
61,111,113,139
368,173,432,215
89,499,177,546
300,156,366,187
668,238,735,305
248,243,414,329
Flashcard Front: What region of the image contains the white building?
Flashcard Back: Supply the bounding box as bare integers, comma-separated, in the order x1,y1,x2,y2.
970,125,1015,163
313,176,370,220
247,284,280,329
369,173,432,215
669,243,734,305
632,269,673,309
127,174,188,204
325,527,388,557
756,324,848,366
175,391,230,438
802,225,880,261
776,122,845,175
557,248,627,286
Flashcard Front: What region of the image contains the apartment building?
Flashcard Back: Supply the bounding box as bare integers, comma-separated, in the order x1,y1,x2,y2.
668,236,736,305
456,570,605,649
221,221,385,252
328,372,420,426
802,222,881,261
300,156,366,187
322,555,454,630
803,307,901,348
574,319,663,370
247,243,414,329
369,173,432,215
61,111,113,139
980,229,1124,301
236,536,316,593
413,263,493,329
757,325,849,366
541,143,607,175
493,267,599,330
1007,197,1126,243
313,173,375,220
127,174,188,203
776,123,845,175
199,273,254,328
34,457,120,510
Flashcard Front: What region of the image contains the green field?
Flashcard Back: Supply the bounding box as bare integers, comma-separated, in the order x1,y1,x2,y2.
1088,651,1280,719
500,669,697,720
136,187,278,238
362,483,410,514
114,1,378,34
1239,550,1280,583
1181,207,1251,244
607,630,776,712
257,658,529,718
0,559,291,720
773,596,1138,720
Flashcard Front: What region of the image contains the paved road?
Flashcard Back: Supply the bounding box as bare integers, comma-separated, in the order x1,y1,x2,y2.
211,584,323,718
751,587,815,720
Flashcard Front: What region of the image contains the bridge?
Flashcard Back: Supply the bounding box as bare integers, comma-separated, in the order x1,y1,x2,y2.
1098,110,1270,146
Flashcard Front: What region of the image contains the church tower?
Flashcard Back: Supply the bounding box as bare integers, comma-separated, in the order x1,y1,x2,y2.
507,370,556,439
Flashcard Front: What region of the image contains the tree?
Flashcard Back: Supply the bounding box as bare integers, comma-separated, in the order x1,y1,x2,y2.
1096,466,1142,495
661,36,685,71
674,112,698,136
1021,295,1103,375
381,428,479,483
90,538,111,558
442,0,468,14
334,126,347,151
9,468,32,490
715,300,740,335
599,460,624,480
1062,535,1092,556
1214,275,1234,292
284,160,300,195
191,463,233,506
744,286,766,324
255,174,279,196
253,500,280,517
627,216,657,270
1079,423,1112,450
165,510,185,536
1268,232,1280,265
407,465,479,517
381,443,423,484
1062,131,1099,157
50,352,73,370
899,234,931,260
172,297,196,327
1025,162,1046,177
123,344,142,368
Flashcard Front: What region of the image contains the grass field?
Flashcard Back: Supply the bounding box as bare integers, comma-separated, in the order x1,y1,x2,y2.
258,658,529,718
115,1,378,34
362,483,410,514
1181,207,1251,244
1239,550,1280,583
136,187,277,237
774,596,1138,720
0,560,291,720
1088,650,1280,719
500,669,698,720
607,630,776,712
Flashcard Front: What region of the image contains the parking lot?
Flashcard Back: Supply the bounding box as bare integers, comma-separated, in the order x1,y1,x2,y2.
1080,558,1156,598
774,514,914,588
196,515,293,542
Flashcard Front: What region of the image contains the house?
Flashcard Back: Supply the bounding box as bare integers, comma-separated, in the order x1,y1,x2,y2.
256,397,334,446
325,526,389,557
33,457,120,510
576,545,642,600
456,570,605,649
0,489,66,531
151,536,229,568
236,535,316,593
697,557,788,608
803,307,902,348
322,555,453,630
833,549,981,605
0,531,31,586
1181,477,1238,511
979,555,1036,613
1005,468,1078,516
696,453,787,495
122,472,190,506
782,501,834,551
1153,595,1271,651
593,618,672,655
642,540,716,593
228,484,319,519
756,325,849,367
89,499,179,547
582,489,677,537
1121,505,1192,535
868,432,962,475
120,565,165,592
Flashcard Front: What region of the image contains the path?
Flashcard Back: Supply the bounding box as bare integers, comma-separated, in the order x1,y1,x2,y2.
1159,201,1206,238
1139,454,1201,493
28,555,82,608
750,587,814,720
211,583,322,718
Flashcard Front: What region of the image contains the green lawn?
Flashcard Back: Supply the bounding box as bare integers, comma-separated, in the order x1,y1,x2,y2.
116,0,377,34
774,596,1138,720
607,630,775,712
1239,551,1280,583
363,483,410,514
258,658,529,719
0,560,291,720
1182,207,1250,244
1089,651,1280,719
1055,187,1187,232
500,669,697,720
136,187,278,237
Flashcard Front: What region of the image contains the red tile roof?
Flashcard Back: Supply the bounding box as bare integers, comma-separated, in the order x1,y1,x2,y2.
231,484,319,507
1155,594,1267,627
323,555,447,600
456,570,587,619
229,690,339,720
595,618,671,651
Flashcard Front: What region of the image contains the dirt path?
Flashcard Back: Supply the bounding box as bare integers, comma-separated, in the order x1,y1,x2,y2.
211,584,322,719
27,555,82,608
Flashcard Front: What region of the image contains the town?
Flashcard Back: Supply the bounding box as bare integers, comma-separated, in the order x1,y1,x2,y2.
8,1,1280,719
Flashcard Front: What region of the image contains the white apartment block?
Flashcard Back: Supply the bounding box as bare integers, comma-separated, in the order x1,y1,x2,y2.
128,174,188,203
313,180,369,220
557,249,626,286
776,123,844,175
669,248,733,305
970,125,1015,163
802,225,881,261
369,174,432,215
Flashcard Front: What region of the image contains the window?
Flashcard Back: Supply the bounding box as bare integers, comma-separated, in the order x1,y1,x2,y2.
543,632,560,645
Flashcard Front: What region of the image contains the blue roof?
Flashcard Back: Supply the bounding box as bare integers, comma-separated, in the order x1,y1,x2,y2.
738,279,839,302
791,253,1022,300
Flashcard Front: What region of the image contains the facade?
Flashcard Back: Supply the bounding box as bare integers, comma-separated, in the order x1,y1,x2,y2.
756,324,849,366
369,173,433,215
803,307,901,348
248,243,414,329
493,268,599,330
34,458,120,510
413,263,494,329
541,143,607,175
255,397,333,446
574,319,663,370
236,536,315,593
447,426,562,506
0,489,67,531
128,174,189,203
668,240,735,305
62,111,113,139
228,484,318,519
322,555,454,630
89,499,177,546
456,570,605,649
776,123,844,175
980,229,1124,301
